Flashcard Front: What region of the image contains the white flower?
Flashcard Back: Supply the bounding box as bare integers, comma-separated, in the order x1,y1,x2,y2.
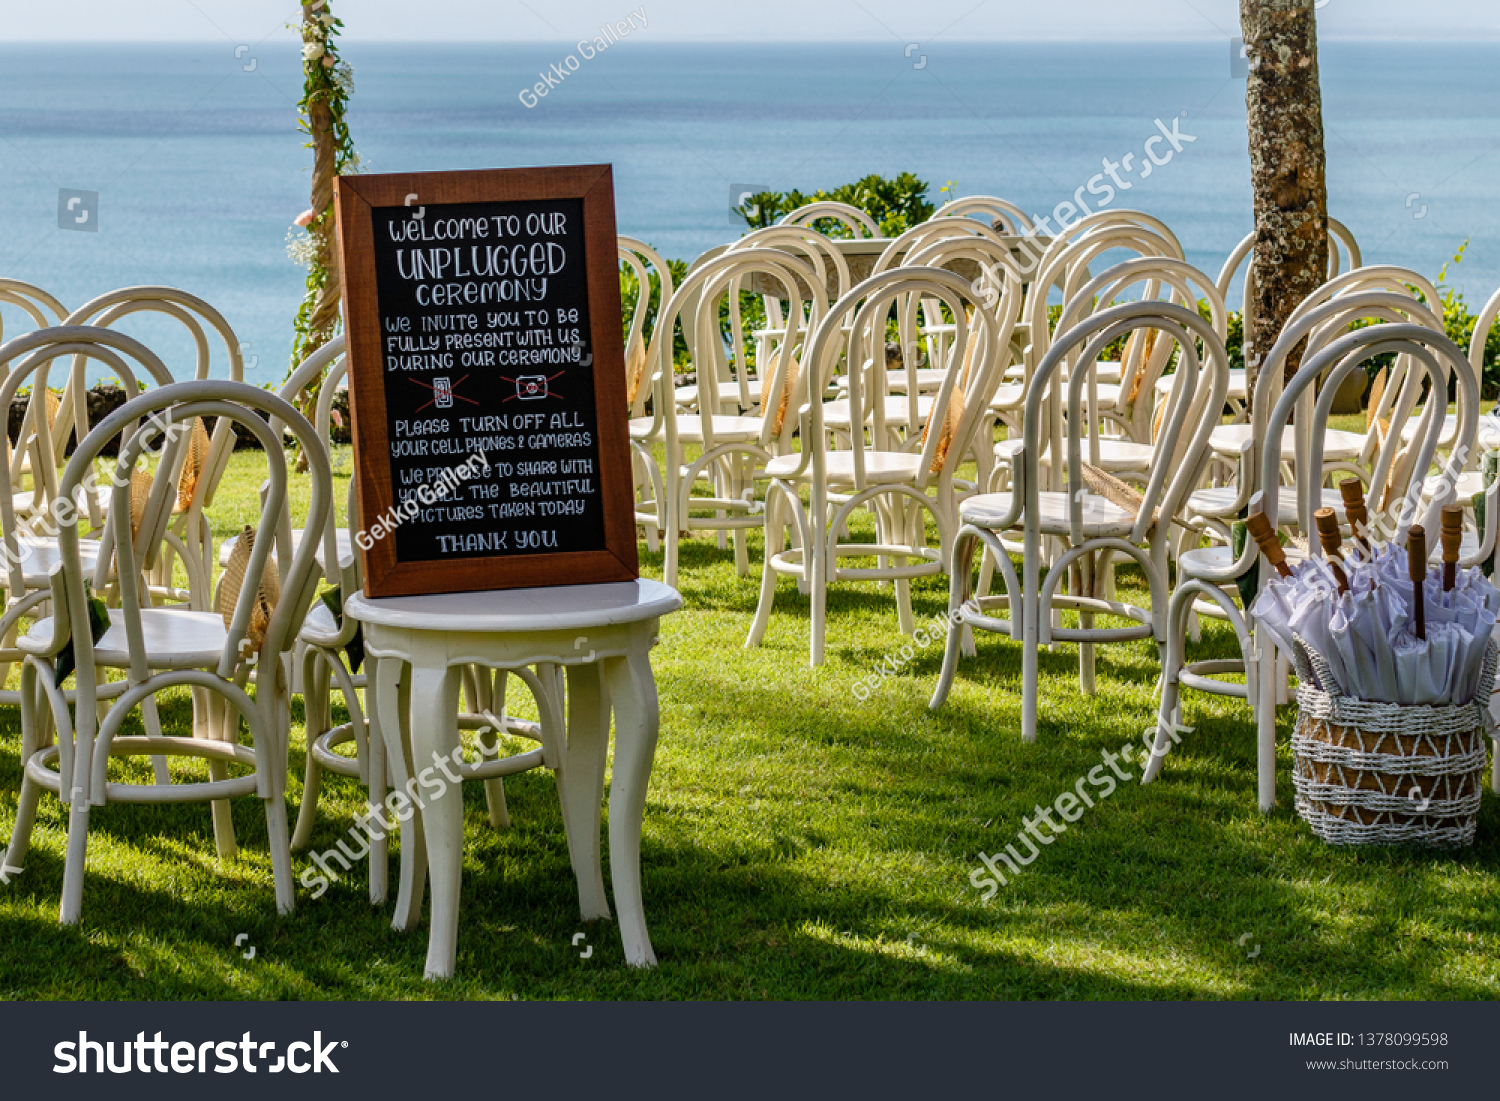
285,228,318,267
302,41,325,61
319,13,335,25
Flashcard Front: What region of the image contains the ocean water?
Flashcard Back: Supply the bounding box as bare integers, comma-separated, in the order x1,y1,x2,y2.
1,40,1496,382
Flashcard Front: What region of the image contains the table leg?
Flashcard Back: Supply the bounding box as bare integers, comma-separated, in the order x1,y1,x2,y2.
561,662,610,921
602,643,660,968
377,658,426,932
406,655,463,980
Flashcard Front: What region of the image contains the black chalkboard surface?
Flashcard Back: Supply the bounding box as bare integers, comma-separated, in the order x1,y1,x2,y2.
334,166,637,597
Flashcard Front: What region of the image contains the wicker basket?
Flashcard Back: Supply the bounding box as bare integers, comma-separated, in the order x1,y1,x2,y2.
1289,638,1496,848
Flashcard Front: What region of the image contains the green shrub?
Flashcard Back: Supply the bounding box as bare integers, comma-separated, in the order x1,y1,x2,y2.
734,173,935,238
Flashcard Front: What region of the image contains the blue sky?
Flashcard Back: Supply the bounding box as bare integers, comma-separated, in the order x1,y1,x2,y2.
4,0,1495,41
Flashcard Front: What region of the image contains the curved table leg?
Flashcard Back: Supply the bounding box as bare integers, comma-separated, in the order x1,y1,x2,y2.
601,639,660,968
378,657,426,932
406,652,463,980
561,662,610,921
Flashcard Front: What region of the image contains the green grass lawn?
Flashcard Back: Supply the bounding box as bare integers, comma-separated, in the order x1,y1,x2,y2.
2,438,1500,1000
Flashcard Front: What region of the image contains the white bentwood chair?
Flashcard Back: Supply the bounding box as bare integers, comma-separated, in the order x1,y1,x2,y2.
3,380,332,922
747,267,1006,665
929,301,1229,743
1148,324,1480,810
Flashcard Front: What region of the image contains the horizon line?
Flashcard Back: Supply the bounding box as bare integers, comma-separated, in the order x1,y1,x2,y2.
1,35,1496,44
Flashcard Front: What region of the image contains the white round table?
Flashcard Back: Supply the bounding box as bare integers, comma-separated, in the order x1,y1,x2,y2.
345,579,682,979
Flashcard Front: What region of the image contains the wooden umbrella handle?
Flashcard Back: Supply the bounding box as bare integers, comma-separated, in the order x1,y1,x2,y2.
1339,479,1370,560
1245,512,1292,578
1441,504,1464,592
1408,524,1427,641
1314,507,1348,595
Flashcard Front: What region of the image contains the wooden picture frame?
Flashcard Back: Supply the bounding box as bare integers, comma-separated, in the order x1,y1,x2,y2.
334,164,637,597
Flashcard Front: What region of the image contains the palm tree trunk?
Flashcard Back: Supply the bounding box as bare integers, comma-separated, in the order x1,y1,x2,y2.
1240,0,1329,400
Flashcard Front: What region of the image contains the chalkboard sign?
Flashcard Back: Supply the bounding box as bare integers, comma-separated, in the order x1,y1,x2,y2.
334,165,637,597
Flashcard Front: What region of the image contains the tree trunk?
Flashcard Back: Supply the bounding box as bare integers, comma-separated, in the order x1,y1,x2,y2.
1240,0,1329,400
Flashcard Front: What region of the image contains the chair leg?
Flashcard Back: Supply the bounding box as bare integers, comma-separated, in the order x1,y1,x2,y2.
478,733,511,830
1078,554,1096,697
59,803,90,925
6,664,46,871
746,492,784,649
203,696,238,860
893,500,916,636
931,531,978,711
1021,581,1040,743
265,792,295,915
144,691,171,785
810,518,828,667
1144,585,1195,783
732,457,751,578
291,649,328,852
1256,630,1278,812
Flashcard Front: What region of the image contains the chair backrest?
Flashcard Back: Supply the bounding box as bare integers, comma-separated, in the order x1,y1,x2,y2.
270,336,360,651
1058,256,1228,437
1033,210,1184,282
619,237,675,417
690,252,824,444
52,380,333,803
1025,223,1182,370
0,327,174,599
872,217,1013,277
0,279,68,341
730,225,854,309
779,200,880,239
0,282,72,492
1243,291,1443,535
795,267,1003,494
56,287,245,522
1027,301,1228,545
1279,266,1450,471
1260,324,1474,547
933,195,1035,236
640,249,826,454
900,233,1026,417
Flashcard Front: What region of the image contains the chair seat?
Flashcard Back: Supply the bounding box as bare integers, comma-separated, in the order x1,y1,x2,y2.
988,382,1025,411
4,538,103,591
960,490,1137,538
1064,438,1154,473
220,526,354,571
12,482,111,520
1156,368,1248,402
1176,542,1310,581
764,450,925,486
675,380,764,408
1423,469,1484,500
1210,424,1364,462
1084,382,1122,409
1400,411,1459,446
22,607,228,668
298,600,342,648
822,395,934,428
630,415,764,443
1186,484,1343,522
881,368,948,395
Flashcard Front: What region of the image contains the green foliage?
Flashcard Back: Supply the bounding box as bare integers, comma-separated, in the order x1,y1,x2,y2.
620,253,691,369
734,173,936,238
1433,240,1500,398
288,2,359,376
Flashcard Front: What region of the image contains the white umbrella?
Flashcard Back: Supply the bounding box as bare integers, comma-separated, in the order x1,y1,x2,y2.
1253,518,1499,706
